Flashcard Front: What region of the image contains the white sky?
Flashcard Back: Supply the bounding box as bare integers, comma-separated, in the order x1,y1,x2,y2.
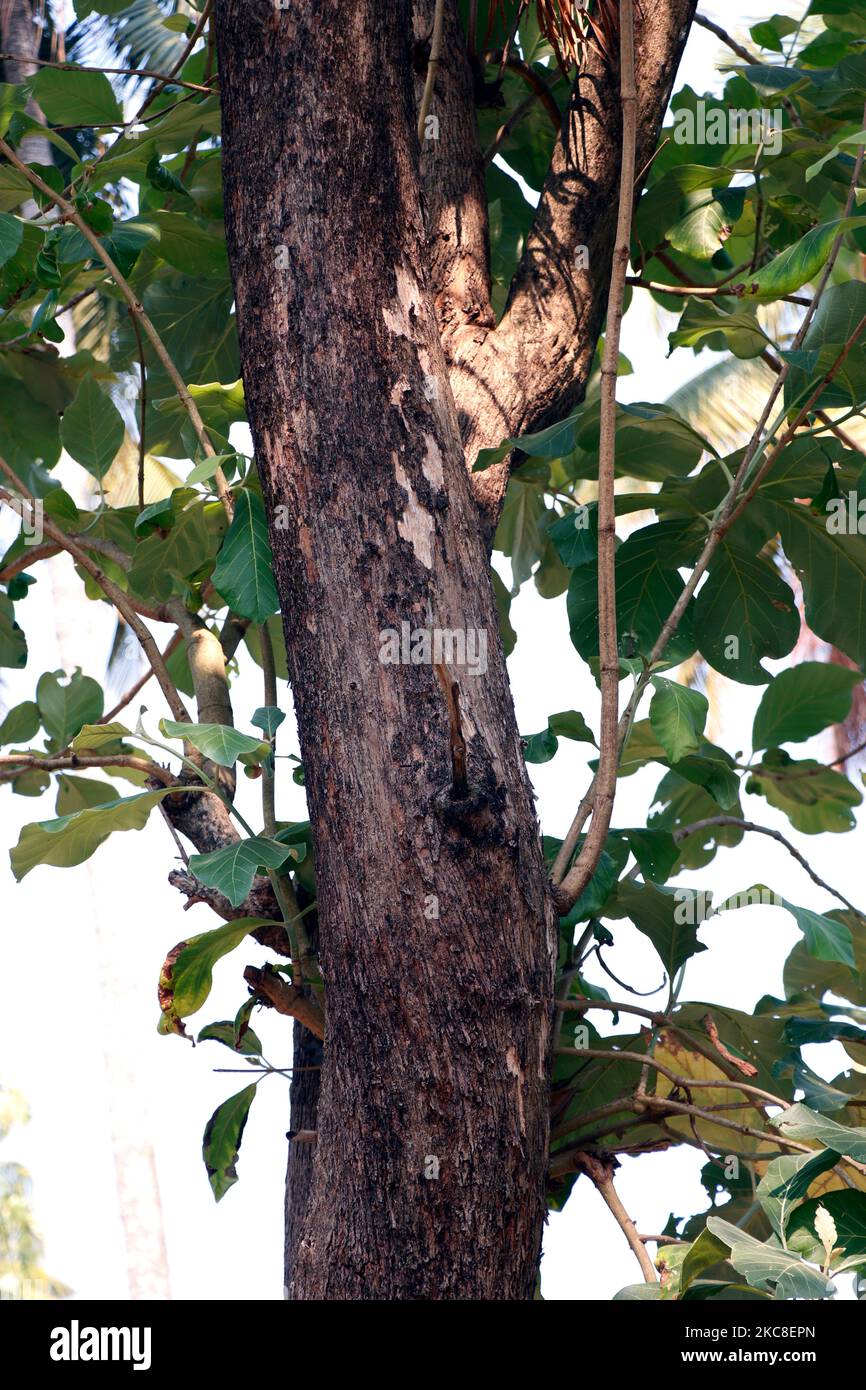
1,1,861,1302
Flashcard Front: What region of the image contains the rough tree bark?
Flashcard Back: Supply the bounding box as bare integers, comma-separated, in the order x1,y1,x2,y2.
213,0,695,1299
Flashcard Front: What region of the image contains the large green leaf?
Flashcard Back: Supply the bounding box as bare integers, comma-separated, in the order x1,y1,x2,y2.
60,377,125,480
10,789,174,880
0,594,26,669
568,521,698,669
746,750,861,833
788,1191,866,1258
706,1217,835,1298
211,490,279,621
36,668,104,749
202,1084,257,1202
610,879,709,977
717,886,855,967
649,677,708,762
128,500,218,600
752,662,862,750
736,217,866,301
668,298,768,360
158,918,268,1031
774,1104,866,1163
0,211,23,268
160,718,269,768
0,379,61,472
188,836,295,908
32,67,123,126
150,211,229,277
667,186,746,261
693,542,799,684
757,1151,837,1237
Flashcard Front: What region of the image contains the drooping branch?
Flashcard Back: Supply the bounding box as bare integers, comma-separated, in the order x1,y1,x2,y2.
674,817,865,920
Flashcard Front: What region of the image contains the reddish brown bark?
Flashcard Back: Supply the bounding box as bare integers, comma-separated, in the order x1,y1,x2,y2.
216,0,556,1300
213,0,696,1299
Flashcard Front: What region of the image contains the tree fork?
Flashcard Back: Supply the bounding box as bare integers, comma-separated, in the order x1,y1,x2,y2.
216,0,557,1300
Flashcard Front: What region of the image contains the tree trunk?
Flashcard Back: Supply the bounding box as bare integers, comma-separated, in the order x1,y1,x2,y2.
216,0,557,1300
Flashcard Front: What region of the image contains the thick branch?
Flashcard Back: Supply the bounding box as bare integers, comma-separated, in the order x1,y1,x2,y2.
457,1,697,534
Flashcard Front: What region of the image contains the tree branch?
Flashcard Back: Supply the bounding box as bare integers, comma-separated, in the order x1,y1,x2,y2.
243,963,325,1041
0,463,190,724
571,1150,657,1282
674,817,865,919
552,0,636,913
456,0,697,536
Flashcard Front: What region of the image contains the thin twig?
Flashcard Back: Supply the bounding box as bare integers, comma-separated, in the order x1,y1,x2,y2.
674,817,864,919
0,753,174,786
0,464,189,724
552,0,636,910
417,0,446,143
0,52,214,93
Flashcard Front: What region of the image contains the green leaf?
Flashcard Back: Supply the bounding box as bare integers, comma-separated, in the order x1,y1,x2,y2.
0,700,40,745
649,677,708,763
202,1084,257,1201
706,1217,835,1299
693,543,799,684
612,879,709,978
667,186,746,261
522,709,596,762
668,299,769,360
568,521,698,669
211,490,279,621
746,750,861,834
36,669,104,748
681,1226,731,1293
160,718,270,768
0,594,26,669
188,836,295,908
757,1151,837,1237
0,379,61,474
736,217,866,301
158,919,268,1031
752,662,862,749
250,706,285,737
60,377,125,479
32,67,123,126
788,1191,866,1258
718,885,855,967
55,774,119,815
128,500,217,599
754,492,866,671
71,721,131,752
151,211,228,276
0,211,23,268
197,1020,263,1057
10,789,173,880
773,1103,866,1162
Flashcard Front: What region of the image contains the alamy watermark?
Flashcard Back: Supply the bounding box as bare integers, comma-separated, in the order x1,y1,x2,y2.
2,496,43,545
379,621,488,676
673,100,783,156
